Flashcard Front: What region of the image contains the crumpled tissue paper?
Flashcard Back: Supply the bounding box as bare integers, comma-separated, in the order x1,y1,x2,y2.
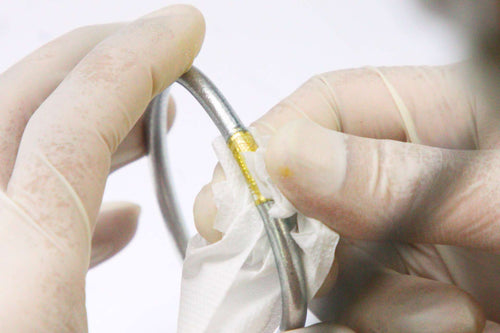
178,130,339,333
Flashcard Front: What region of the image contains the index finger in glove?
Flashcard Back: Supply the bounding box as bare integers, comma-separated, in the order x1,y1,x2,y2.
253,65,478,149
6,5,205,259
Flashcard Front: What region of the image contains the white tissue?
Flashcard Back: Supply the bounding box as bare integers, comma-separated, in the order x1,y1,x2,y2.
177,131,339,333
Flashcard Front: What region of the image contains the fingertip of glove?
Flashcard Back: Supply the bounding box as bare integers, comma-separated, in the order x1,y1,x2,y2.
193,183,222,243
144,4,205,22
265,119,347,215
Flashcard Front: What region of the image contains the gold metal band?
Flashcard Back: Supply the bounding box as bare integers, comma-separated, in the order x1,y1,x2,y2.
227,131,270,205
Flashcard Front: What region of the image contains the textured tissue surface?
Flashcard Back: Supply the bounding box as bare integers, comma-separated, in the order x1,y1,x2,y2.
177,131,339,333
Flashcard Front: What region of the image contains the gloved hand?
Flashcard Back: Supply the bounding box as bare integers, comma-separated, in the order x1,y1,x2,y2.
0,5,204,332
194,65,500,332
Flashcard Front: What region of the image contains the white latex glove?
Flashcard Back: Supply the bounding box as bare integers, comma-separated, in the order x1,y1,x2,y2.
194,65,500,332
0,5,205,332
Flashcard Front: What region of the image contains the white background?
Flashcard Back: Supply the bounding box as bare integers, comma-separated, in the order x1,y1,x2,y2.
0,1,466,332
